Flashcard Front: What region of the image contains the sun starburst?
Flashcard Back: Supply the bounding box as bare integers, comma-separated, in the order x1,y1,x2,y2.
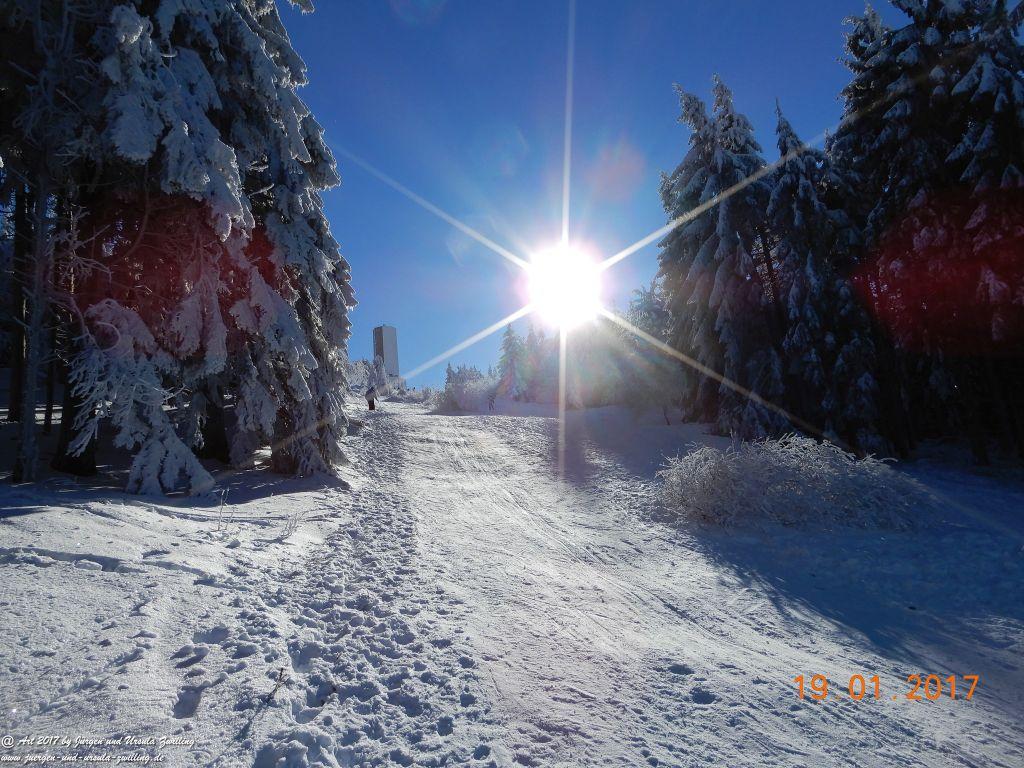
348,0,851,474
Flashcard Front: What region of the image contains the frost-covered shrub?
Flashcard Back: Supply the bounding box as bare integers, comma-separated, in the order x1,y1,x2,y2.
387,386,434,404
346,359,372,393
433,365,496,413
657,435,930,530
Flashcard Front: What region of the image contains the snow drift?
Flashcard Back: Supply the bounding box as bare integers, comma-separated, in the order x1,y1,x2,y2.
657,434,932,530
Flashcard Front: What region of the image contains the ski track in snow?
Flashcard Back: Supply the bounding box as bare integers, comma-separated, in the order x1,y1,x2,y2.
1,401,1022,767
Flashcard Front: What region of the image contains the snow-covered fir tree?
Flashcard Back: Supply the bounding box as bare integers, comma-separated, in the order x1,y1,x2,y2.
370,355,390,397
768,105,884,452
0,1,355,491
659,76,786,438
949,0,1024,353
497,325,527,400
624,281,680,414
657,84,722,421
523,324,545,402
831,0,1024,459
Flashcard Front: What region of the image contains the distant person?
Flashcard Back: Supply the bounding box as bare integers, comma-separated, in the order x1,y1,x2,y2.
488,391,496,412
366,386,377,411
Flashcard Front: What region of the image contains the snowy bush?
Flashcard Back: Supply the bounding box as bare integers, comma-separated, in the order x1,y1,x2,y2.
657,435,931,530
346,359,372,393
433,365,496,413
387,386,434,404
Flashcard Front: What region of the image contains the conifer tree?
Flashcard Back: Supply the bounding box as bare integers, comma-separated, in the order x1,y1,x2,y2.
768,106,884,451
659,77,785,438
0,1,356,491
497,325,526,400
831,0,1023,459
523,324,546,402
658,85,722,421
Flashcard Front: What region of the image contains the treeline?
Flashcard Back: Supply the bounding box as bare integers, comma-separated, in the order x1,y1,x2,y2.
463,1,1023,462
657,0,1023,460
0,1,354,493
443,309,680,415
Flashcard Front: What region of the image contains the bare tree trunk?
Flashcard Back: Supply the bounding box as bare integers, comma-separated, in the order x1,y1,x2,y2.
195,386,231,463
43,322,56,433
7,186,29,422
51,352,96,476
12,184,49,482
270,408,297,474
985,355,1023,460
962,360,991,466
870,322,912,458
756,230,788,347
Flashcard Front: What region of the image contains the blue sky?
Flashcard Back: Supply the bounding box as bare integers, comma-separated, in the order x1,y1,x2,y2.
284,0,903,386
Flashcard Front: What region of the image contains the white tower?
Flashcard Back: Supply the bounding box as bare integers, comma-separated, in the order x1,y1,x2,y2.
372,325,400,378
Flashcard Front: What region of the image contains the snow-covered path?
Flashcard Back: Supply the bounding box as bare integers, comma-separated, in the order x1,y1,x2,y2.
2,402,1022,767
296,402,1024,767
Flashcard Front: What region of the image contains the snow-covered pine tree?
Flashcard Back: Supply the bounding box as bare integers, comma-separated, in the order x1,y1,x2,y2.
768,105,884,451
946,0,1024,455
711,77,790,438
523,324,547,402
831,0,1023,459
658,85,722,421
659,77,785,438
828,4,894,226
0,1,115,482
626,280,671,342
371,355,390,397
0,1,355,491
624,280,679,415
497,325,527,400
221,1,355,476
828,3,917,456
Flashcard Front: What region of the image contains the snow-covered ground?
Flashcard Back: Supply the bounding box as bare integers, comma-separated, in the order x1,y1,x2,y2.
1,401,1022,767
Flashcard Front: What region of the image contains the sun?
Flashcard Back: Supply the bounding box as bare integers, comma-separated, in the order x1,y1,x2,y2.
528,243,602,329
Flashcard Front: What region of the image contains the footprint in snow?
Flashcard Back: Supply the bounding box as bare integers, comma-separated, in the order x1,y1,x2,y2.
193,625,231,644
688,687,716,705
173,672,226,718
115,646,146,666
172,644,209,668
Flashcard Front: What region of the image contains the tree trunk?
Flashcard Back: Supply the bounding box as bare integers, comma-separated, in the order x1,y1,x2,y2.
43,323,56,433
985,355,1023,460
51,347,96,476
7,186,29,423
869,321,912,458
12,186,49,482
756,230,788,346
195,389,231,464
269,408,297,474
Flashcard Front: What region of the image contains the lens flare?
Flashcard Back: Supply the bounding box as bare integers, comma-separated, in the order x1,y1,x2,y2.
529,244,601,329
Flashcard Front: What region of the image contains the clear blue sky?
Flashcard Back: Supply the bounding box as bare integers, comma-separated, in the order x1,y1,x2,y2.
283,0,903,386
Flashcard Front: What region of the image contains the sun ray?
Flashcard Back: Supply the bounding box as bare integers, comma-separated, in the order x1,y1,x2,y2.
404,304,535,381
599,307,832,442
561,0,576,245
333,144,530,271
558,325,568,475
